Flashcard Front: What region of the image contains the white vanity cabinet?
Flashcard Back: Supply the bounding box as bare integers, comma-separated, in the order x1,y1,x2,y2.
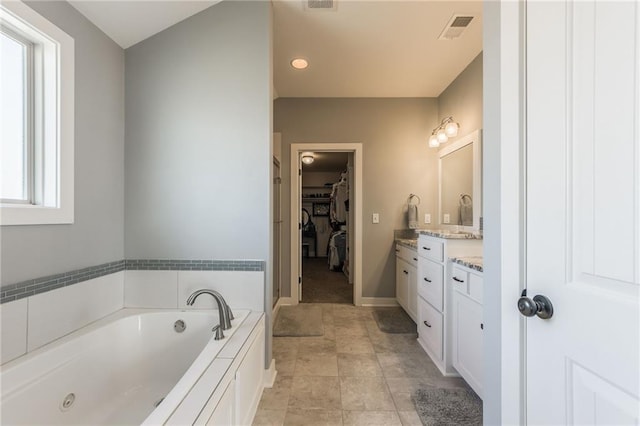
395,243,418,322
416,233,482,376
451,263,484,398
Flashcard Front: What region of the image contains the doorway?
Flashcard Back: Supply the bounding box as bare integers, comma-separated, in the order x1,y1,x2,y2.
300,152,352,303
290,143,363,306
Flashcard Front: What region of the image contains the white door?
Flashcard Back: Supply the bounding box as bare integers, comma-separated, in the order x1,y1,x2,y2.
525,1,639,424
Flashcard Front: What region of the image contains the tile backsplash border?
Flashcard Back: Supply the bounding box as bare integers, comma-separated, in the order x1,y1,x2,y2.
1,259,266,304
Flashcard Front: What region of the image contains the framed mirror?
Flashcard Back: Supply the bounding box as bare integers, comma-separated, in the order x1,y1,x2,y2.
438,129,482,231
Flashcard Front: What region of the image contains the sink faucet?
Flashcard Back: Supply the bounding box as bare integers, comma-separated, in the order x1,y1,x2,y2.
186,289,234,339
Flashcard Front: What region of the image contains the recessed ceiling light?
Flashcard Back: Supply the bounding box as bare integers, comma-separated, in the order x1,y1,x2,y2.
291,58,309,70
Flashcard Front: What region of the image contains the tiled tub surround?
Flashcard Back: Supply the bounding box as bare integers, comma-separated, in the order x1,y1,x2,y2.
0,260,126,304
0,261,265,364
1,259,265,304
1,308,265,425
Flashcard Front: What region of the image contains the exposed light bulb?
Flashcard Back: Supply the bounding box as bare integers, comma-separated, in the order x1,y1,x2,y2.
428,135,440,148
445,121,459,137
437,129,448,143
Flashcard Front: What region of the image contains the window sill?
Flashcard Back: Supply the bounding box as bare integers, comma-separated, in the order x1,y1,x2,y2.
1,203,74,226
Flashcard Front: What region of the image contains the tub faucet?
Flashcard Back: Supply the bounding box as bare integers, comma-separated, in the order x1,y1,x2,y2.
186,290,233,338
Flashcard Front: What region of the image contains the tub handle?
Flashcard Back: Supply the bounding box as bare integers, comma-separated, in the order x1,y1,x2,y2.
212,324,225,340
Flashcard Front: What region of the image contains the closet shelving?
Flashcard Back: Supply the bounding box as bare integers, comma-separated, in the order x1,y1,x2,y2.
301,185,332,202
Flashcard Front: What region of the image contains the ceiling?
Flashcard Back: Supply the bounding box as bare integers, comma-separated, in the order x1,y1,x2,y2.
68,0,482,97
68,1,221,49
273,0,483,97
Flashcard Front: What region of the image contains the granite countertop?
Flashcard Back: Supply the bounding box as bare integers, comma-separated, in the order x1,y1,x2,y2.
450,256,483,272
415,229,483,240
395,238,418,250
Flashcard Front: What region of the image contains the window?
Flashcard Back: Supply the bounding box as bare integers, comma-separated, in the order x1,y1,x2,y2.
0,2,74,225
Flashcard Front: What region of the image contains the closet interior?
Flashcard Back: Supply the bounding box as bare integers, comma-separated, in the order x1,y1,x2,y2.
300,152,353,304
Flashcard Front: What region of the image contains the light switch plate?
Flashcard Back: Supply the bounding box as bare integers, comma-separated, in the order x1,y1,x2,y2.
443,213,450,224
424,213,431,224
372,213,379,224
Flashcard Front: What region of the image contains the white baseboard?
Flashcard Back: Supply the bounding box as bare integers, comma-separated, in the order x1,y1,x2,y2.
263,359,277,388
359,297,399,307
273,297,296,318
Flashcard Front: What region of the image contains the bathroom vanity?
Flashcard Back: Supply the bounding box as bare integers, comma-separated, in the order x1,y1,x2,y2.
395,239,418,322
450,257,484,398
415,231,482,376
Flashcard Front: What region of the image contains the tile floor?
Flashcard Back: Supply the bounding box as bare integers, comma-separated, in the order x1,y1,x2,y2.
253,304,470,426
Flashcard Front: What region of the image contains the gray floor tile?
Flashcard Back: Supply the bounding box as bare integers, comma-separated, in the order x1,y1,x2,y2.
340,376,396,411
336,335,375,354
397,410,423,426
252,409,286,426
376,351,441,378
298,337,337,354
258,375,293,410
334,321,369,337
342,410,402,426
294,352,339,376
337,353,383,377
288,376,342,410
283,409,343,426
274,351,297,377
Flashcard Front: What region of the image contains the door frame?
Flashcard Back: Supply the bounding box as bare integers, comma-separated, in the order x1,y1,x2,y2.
483,1,527,424
289,143,363,306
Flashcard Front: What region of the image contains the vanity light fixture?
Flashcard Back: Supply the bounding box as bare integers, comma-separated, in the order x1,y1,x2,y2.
428,116,460,148
301,152,315,164
291,58,309,70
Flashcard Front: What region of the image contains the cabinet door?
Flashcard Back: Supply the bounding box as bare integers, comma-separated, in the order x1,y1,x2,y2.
453,293,483,398
395,257,409,312
407,264,417,321
206,380,235,425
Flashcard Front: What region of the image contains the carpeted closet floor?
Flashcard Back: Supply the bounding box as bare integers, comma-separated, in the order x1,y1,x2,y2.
301,257,352,304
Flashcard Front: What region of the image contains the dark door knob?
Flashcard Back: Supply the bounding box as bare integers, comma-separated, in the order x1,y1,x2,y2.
517,290,553,319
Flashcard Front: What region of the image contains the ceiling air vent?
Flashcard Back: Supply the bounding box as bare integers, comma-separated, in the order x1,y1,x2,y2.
304,0,337,11
438,15,475,40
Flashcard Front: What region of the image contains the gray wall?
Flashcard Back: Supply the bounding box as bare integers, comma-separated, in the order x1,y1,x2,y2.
124,1,272,262
0,1,125,286
437,53,483,143
275,55,483,299
275,98,440,298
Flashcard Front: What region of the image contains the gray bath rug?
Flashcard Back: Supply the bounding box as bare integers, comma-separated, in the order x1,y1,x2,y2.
371,307,417,334
273,305,324,337
412,387,483,426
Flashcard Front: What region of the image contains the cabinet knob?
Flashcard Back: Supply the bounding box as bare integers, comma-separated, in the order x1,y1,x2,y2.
423,246,431,251
423,321,432,328
413,257,418,261
424,277,431,283
480,323,484,330
403,270,409,275
453,277,465,283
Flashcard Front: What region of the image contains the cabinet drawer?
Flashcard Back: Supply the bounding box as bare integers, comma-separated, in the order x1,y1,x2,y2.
396,244,418,267
469,273,483,303
418,297,443,361
418,259,444,311
451,265,469,295
418,237,444,262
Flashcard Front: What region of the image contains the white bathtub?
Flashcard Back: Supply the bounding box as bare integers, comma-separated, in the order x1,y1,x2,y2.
0,308,252,425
